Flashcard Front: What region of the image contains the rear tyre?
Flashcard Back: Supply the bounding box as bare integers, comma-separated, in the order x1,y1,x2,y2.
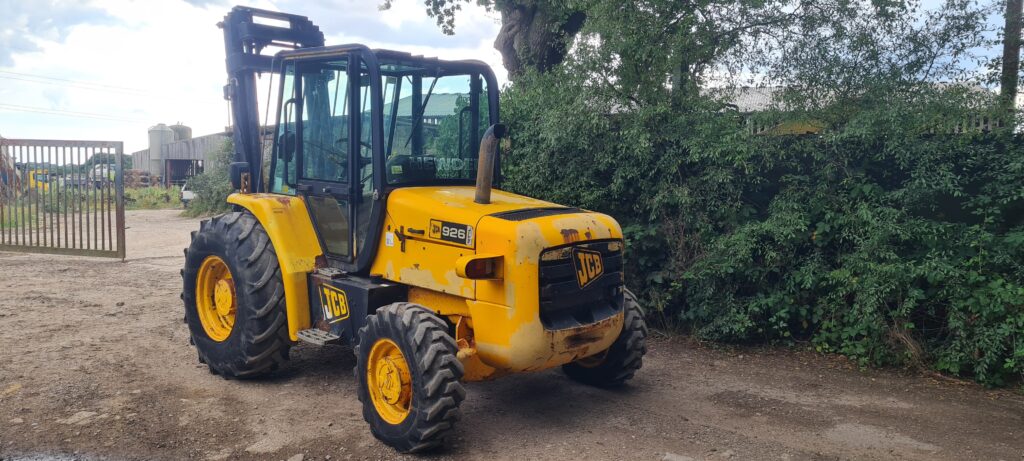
563,289,648,387
182,211,291,378
356,303,465,453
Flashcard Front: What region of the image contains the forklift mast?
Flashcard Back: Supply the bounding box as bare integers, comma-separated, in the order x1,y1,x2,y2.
219,6,324,193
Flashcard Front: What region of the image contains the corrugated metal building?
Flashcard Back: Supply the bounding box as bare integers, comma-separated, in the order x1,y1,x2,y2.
131,124,230,187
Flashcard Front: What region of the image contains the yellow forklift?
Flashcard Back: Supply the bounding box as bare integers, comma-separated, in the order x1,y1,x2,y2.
183,6,647,452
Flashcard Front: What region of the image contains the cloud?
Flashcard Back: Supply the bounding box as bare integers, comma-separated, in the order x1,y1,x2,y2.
0,0,503,153
274,0,498,50
181,0,228,6
0,0,117,66
273,0,506,83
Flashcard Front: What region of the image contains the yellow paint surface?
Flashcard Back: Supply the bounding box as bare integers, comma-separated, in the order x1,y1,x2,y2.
227,186,628,376
374,186,626,376
227,193,323,341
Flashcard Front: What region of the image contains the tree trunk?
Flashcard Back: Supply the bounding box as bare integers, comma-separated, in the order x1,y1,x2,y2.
1000,0,1022,123
493,4,585,79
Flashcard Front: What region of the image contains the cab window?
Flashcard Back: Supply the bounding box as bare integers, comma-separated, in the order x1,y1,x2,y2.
299,59,352,183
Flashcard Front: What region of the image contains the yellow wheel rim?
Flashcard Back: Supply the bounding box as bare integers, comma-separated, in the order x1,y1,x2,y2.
195,255,236,342
367,338,412,425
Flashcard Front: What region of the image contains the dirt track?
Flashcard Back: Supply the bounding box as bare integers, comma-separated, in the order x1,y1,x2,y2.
0,209,1022,461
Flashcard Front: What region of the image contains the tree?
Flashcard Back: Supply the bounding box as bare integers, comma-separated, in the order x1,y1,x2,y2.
1000,0,1022,116
495,0,1024,386
84,152,132,171
381,0,585,78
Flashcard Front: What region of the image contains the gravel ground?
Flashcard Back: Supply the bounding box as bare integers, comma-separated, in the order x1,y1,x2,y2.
0,209,1022,461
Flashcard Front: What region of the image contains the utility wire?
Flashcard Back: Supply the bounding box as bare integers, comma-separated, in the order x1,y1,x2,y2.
0,103,145,123
0,70,149,92
0,74,148,96
0,70,221,105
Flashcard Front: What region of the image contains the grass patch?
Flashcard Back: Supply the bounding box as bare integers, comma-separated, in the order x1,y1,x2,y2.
0,204,35,230
125,186,181,210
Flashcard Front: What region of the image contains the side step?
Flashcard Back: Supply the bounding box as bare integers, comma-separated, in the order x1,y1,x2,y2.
297,329,343,346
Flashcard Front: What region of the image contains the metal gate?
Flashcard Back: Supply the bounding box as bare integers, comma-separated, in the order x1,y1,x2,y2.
0,138,125,259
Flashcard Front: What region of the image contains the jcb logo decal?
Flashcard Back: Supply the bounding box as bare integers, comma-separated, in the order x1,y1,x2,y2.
573,248,604,288
319,284,350,324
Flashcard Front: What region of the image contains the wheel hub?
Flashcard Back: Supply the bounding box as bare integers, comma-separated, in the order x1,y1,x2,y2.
366,338,412,424
214,279,235,317
195,255,236,342
376,357,403,404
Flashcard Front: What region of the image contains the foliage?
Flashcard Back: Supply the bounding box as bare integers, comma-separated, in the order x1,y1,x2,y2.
124,186,181,210
181,141,233,217
0,200,35,229
428,93,491,177
382,0,586,77
380,0,486,35
18,153,132,175
84,152,132,171
497,0,1024,385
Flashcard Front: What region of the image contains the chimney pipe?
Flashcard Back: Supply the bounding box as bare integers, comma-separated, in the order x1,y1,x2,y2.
474,124,506,204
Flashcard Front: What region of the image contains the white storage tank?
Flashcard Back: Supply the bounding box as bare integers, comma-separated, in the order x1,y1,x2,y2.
169,123,192,141
148,123,175,179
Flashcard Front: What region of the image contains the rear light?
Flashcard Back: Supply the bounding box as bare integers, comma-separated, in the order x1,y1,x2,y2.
456,254,502,279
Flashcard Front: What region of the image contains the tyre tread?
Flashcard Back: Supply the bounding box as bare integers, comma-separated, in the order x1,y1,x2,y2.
182,211,291,379
356,303,465,453
562,289,648,387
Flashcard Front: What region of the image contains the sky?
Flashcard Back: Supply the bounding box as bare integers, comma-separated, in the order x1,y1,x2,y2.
0,0,504,154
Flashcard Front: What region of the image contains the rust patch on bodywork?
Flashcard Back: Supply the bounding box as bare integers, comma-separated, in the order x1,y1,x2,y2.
564,329,605,349
560,228,581,243
561,314,619,349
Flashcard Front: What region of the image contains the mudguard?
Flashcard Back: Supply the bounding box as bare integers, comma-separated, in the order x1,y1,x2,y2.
227,193,323,340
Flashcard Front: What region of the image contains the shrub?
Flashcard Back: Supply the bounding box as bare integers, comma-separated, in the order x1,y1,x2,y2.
501,70,1024,386
182,140,234,217
124,186,181,210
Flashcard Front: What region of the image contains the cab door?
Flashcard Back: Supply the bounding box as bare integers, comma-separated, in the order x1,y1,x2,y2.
288,54,378,266
293,55,359,263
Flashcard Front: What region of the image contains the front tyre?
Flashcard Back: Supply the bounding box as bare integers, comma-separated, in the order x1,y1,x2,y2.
356,303,465,453
563,289,648,387
182,211,291,378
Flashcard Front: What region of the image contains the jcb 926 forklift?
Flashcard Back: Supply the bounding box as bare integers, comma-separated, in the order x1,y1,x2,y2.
183,6,647,452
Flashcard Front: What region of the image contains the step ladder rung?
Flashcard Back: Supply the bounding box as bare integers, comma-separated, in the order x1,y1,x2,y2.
297,328,342,346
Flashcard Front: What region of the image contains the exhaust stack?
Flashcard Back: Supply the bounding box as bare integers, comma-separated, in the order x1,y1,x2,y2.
474,124,506,204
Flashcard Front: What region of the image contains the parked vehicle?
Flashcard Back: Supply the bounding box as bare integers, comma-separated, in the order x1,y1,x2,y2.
181,6,647,454
180,181,195,208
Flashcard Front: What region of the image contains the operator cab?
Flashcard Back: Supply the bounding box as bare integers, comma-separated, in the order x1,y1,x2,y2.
266,47,500,272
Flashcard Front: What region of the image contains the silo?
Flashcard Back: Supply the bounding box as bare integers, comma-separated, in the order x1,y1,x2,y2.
148,123,175,181
169,123,192,141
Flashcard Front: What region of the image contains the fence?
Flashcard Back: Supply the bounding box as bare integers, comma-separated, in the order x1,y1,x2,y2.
0,138,125,259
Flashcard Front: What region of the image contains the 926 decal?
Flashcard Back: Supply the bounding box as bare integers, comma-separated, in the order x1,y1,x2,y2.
429,219,474,246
